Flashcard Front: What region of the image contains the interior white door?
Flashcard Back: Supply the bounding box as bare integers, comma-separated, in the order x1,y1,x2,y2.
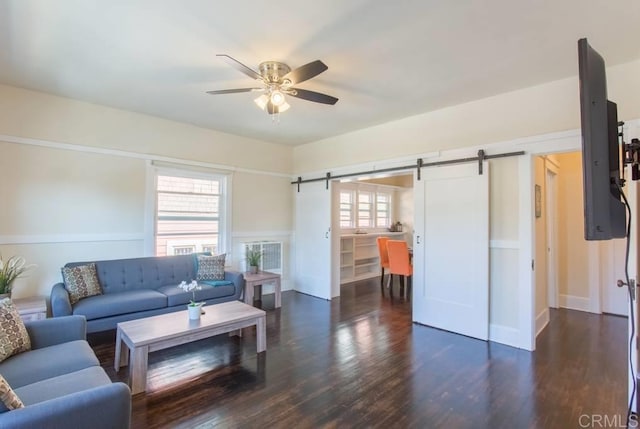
294,180,332,300
413,162,490,340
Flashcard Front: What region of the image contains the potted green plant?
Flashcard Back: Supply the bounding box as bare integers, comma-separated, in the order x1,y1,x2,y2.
0,255,33,298
246,248,262,274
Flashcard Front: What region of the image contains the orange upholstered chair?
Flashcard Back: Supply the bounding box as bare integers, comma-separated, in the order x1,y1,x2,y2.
376,236,391,294
386,240,413,299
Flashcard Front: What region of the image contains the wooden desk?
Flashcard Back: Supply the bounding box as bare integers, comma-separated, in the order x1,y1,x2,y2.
244,271,281,308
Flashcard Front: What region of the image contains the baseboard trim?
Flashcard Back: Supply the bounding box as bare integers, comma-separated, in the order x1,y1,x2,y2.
536,308,550,337
559,294,591,312
489,323,521,349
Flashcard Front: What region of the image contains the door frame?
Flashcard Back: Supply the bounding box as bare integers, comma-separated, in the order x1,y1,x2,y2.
518,131,582,351
545,159,559,309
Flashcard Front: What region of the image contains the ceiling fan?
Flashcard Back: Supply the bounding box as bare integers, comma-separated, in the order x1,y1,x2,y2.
206,54,338,114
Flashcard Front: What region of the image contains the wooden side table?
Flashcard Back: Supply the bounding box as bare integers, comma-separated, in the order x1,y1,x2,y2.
12,296,47,321
243,271,281,308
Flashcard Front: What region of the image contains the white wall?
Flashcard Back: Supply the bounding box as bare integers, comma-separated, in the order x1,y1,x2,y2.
0,85,294,298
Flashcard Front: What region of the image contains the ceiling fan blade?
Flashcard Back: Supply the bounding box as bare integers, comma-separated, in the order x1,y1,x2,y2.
206,88,262,95
283,60,328,85
289,88,338,105
216,54,262,80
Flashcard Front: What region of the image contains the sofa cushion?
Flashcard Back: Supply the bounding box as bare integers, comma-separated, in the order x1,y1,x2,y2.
196,254,226,281
0,374,23,412
73,289,167,320
0,340,98,389
61,263,102,304
0,298,31,363
14,366,111,409
157,283,236,307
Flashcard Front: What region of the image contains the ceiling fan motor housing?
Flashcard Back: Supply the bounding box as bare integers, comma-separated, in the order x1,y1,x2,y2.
259,61,291,84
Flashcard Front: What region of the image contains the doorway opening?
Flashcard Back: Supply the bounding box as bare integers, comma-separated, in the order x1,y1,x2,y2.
534,152,629,343
334,172,415,301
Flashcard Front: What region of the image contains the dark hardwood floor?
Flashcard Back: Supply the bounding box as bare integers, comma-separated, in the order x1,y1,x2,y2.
89,279,628,428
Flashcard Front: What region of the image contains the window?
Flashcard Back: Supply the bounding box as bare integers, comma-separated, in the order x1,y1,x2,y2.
339,185,394,230
339,190,355,228
376,192,392,228
153,172,227,257
173,246,195,255
202,245,217,254
357,191,374,228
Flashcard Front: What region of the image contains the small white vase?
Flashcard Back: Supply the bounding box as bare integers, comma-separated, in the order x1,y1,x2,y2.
188,304,202,320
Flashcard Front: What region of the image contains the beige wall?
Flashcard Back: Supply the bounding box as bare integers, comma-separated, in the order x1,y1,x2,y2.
293,59,640,174
488,157,520,330
557,152,592,302
0,84,292,174
0,85,294,298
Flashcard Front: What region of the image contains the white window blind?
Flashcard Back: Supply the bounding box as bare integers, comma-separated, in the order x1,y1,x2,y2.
340,190,355,228
357,191,374,228
376,192,392,227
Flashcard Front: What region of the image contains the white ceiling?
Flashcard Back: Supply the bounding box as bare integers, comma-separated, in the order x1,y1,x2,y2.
1,1,639,146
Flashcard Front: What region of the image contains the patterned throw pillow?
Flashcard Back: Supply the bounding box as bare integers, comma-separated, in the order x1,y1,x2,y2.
0,373,24,410
0,298,31,363
61,263,102,305
196,254,226,281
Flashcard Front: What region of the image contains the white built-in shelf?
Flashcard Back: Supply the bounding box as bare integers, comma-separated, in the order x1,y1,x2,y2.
339,231,408,285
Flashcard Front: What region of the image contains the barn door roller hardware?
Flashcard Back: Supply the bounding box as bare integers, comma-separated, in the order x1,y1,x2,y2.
291,150,525,190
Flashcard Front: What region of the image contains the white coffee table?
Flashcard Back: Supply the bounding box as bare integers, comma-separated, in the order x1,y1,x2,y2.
114,300,266,394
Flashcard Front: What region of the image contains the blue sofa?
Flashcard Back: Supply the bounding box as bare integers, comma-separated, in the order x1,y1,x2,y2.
51,254,245,333
0,315,131,429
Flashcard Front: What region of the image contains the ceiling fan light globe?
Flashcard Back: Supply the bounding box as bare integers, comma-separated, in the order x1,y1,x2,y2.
270,90,286,106
254,94,269,110
278,101,291,113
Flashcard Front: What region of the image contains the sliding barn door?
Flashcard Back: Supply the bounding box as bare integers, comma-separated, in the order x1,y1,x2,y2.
413,162,490,340
293,181,333,300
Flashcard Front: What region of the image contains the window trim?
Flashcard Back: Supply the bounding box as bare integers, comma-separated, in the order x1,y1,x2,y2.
144,161,232,262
